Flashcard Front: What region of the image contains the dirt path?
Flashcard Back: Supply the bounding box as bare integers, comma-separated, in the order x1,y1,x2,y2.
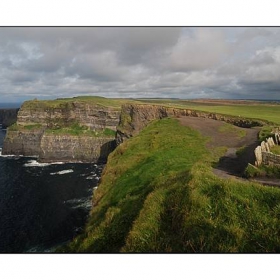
178,116,280,187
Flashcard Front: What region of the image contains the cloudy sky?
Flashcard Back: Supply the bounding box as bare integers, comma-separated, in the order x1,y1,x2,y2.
1,27,280,102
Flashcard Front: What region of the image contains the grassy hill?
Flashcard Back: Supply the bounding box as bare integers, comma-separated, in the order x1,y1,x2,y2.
59,118,280,252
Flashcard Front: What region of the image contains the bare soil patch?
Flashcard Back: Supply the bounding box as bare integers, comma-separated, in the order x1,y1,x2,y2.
178,116,260,178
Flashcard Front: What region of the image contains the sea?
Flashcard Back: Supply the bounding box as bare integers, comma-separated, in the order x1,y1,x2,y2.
0,109,104,252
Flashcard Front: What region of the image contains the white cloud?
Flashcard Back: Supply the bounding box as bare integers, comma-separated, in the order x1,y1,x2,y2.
1,27,280,102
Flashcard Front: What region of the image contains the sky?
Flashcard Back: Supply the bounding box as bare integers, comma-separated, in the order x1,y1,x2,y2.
1,27,280,102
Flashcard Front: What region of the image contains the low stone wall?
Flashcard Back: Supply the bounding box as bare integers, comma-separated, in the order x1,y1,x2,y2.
274,131,280,145
262,152,280,166
254,136,280,166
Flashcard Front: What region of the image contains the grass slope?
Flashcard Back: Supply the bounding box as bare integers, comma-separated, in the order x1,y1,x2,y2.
59,118,280,253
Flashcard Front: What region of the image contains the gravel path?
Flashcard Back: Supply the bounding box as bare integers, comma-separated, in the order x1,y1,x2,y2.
178,116,280,187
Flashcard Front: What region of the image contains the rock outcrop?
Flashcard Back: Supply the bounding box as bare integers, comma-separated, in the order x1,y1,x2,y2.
0,108,19,128
116,104,267,144
17,100,119,130
3,99,120,162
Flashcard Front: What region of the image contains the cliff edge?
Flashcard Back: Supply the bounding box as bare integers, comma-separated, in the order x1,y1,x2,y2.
2,98,120,162
116,104,267,144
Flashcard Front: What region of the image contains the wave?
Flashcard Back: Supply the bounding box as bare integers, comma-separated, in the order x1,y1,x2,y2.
64,197,92,210
50,169,74,175
23,159,65,167
0,153,24,159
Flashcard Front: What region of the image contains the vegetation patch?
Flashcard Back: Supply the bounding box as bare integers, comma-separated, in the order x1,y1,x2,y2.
45,123,115,137
271,145,280,155
7,123,43,131
58,118,280,253
219,123,246,138
259,126,275,142
245,163,280,179
22,96,141,110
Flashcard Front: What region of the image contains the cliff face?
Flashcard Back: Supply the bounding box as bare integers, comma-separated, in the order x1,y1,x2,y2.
116,104,267,144
3,130,43,156
39,135,116,162
0,108,19,128
17,101,119,130
3,99,120,162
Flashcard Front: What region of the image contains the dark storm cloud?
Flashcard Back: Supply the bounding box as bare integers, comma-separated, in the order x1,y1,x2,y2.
1,27,280,102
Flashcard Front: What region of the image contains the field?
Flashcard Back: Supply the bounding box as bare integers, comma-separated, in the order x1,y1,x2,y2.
138,99,280,124
58,118,280,252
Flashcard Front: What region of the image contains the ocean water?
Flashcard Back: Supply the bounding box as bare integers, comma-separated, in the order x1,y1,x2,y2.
0,102,22,109
0,128,103,253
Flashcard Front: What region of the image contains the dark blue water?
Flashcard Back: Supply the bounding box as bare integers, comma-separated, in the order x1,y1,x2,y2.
0,103,22,109
0,128,103,252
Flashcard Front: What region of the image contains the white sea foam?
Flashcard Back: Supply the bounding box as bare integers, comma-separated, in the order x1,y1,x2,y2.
24,159,65,167
71,200,92,210
50,169,74,175
0,154,24,158
24,160,52,167
65,197,92,210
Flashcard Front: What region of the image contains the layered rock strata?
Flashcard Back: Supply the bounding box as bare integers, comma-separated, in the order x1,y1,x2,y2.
3,100,120,162
17,101,119,130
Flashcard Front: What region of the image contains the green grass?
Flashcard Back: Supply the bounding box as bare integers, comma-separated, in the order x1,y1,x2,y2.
138,100,280,124
58,118,280,253
7,123,42,131
219,123,247,138
45,123,115,137
259,126,276,142
22,96,139,109
271,146,280,155
20,97,280,125
245,164,280,179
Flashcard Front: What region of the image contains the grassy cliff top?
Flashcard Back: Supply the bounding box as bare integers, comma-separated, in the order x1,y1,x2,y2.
22,96,140,109
20,96,280,125
59,118,280,253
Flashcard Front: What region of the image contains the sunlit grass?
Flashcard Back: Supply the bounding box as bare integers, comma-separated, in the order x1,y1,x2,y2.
58,118,280,253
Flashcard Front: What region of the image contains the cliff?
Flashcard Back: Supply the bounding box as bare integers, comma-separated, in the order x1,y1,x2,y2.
116,104,267,144
0,108,19,128
2,98,120,162
16,99,119,130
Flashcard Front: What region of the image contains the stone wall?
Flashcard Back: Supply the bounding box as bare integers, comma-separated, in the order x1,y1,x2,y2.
262,152,280,166
254,136,280,167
